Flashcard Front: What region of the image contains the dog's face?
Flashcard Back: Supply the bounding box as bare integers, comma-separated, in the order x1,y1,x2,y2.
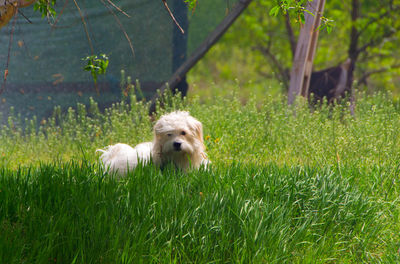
152,111,205,169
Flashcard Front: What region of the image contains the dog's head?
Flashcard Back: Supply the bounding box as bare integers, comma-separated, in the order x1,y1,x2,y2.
152,111,205,169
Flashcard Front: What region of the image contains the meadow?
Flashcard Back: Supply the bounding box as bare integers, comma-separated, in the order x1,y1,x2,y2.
0,88,399,263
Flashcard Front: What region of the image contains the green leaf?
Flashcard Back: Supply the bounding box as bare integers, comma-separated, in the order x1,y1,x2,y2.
33,0,57,18
184,0,197,10
269,6,280,17
300,13,305,24
83,54,109,85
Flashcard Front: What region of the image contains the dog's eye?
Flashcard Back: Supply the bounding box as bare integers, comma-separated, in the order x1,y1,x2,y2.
167,133,172,137
181,131,186,136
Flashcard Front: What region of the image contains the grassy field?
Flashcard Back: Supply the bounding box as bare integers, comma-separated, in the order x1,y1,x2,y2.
1,90,400,262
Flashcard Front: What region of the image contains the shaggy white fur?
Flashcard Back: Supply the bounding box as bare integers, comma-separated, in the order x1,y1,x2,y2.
97,111,209,175
96,142,153,175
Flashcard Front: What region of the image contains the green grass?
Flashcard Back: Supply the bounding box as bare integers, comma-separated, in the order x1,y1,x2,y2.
2,90,400,169
0,89,400,262
1,161,396,263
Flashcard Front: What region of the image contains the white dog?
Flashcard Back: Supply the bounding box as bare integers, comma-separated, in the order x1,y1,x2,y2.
97,111,209,175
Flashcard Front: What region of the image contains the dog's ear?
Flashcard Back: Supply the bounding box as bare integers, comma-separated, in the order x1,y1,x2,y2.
193,120,204,144
153,119,162,134
152,138,162,166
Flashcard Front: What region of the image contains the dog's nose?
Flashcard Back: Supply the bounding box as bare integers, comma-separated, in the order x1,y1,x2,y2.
173,142,182,151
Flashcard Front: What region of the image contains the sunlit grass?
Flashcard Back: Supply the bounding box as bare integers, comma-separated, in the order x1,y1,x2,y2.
2,90,400,170
0,88,399,262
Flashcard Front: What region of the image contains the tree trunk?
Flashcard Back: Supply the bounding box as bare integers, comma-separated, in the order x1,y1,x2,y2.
287,0,325,105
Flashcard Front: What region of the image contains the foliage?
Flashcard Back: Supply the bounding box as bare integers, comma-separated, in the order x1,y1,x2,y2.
269,0,333,32
83,54,109,86
33,0,56,18
184,0,198,10
347,0,400,91
193,0,400,95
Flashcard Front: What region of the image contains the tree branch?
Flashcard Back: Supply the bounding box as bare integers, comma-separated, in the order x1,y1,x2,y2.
72,0,94,54
161,0,184,34
357,63,400,86
51,0,69,29
355,10,390,39
100,0,134,57
357,27,398,55
254,42,290,90
354,3,399,57
1,6,18,94
106,0,130,18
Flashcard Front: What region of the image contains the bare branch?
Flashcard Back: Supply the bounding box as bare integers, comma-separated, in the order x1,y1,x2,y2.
161,0,184,34
51,0,69,29
17,9,32,23
100,0,134,57
72,0,94,54
106,0,130,18
1,7,18,94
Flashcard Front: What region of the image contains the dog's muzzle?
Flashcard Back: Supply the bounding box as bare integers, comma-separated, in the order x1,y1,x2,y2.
173,141,182,151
